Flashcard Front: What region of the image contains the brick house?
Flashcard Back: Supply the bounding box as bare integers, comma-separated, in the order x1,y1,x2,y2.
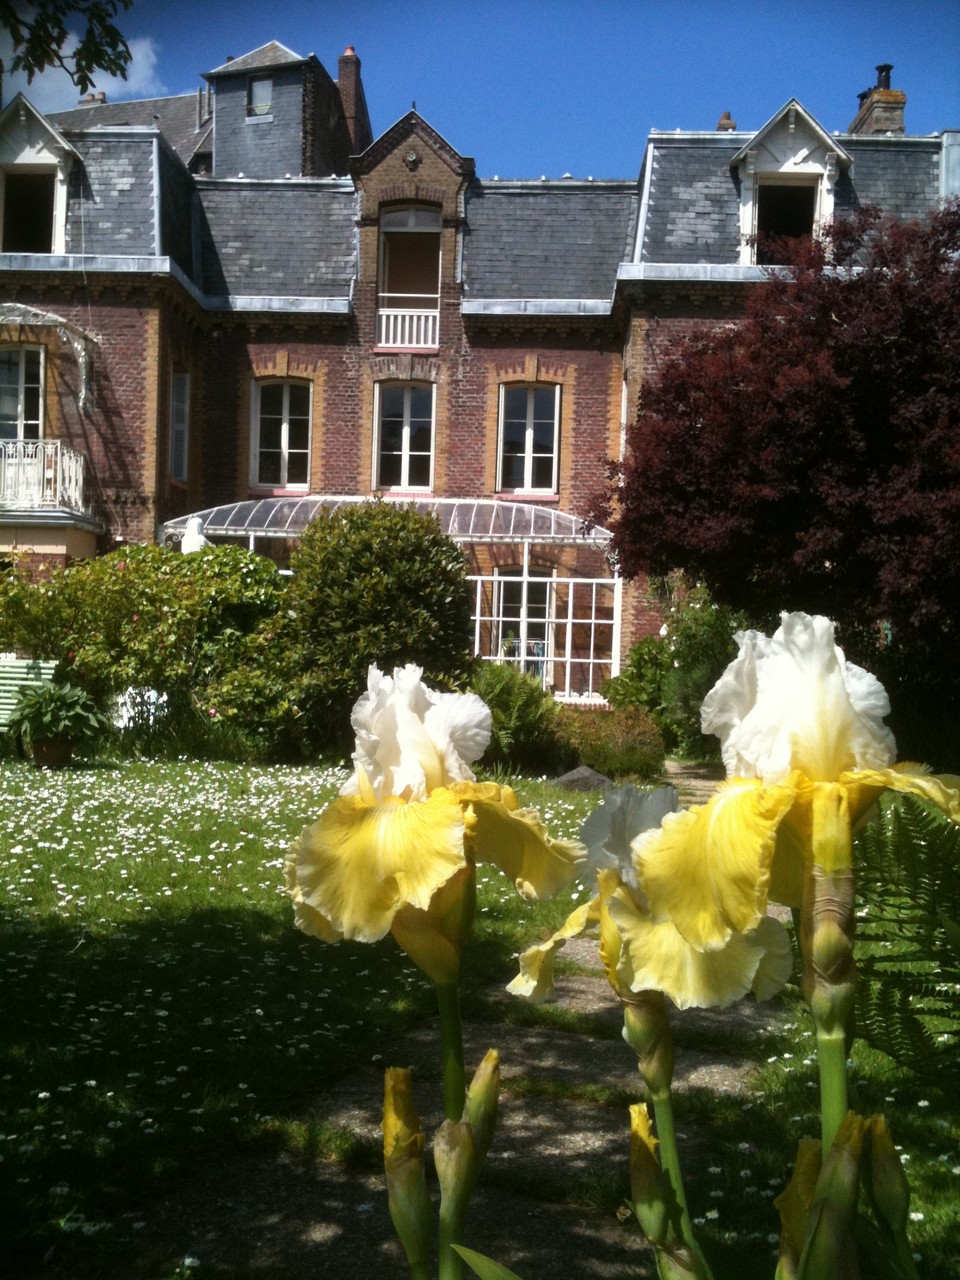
1,47,956,697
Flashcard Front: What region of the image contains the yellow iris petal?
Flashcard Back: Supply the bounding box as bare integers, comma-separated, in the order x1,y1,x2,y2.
608,886,791,1010
391,865,475,985
636,777,796,950
290,790,466,943
450,780,586,900
506,897,599,1003
841,764,960,823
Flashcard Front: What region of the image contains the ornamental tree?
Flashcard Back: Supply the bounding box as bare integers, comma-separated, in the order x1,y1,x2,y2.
596,203,960,760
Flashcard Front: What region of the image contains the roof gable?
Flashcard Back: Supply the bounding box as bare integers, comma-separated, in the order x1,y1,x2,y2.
0,93,80,165
352,111,474,177
731,98,852,171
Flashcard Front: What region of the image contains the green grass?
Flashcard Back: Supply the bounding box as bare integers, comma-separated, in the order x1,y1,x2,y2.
0,759,595,1276
3,761,958,1279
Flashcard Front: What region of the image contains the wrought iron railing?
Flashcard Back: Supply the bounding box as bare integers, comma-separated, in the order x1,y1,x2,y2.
0,439,89,515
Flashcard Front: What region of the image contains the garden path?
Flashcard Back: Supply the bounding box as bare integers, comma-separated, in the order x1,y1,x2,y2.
135,764,793,1280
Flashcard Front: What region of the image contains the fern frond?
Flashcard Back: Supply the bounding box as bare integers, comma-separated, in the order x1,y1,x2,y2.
853,794,960,1081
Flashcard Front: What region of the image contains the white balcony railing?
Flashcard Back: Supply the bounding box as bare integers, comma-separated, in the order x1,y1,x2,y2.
377,307,439,348
0,439,89,516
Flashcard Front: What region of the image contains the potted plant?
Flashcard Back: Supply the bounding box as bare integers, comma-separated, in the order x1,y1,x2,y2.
7,682,110,768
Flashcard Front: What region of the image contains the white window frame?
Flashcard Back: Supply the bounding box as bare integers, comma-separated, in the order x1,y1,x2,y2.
169,370,189,483
246,75,273,118
373,382,436,492
494,565,555,679
0,345,43,441
249,379,312,491
496,383,560,494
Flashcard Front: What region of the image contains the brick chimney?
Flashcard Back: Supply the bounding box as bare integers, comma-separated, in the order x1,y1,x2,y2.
847,64,906,135
716,111,737,132
337,45,373,152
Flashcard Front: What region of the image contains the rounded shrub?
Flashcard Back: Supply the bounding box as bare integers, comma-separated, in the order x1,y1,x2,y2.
556,704,664,781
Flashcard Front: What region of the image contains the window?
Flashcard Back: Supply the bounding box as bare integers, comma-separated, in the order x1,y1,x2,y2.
375,383,434,490
250,381,311,489
377,206,441,347
497,384,560,492
496,567,553,678
169,371,189,482
247,76,272,117
0,347,42,440
755,182,818,265
2,172,55,253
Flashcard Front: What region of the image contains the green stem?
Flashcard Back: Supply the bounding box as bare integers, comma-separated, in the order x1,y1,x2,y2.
650,1090,715,1280
436,981,466,1122
438,1201,465,1280
815,1028,849,1153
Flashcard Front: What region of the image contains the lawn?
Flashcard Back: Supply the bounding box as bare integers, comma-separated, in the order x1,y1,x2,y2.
1,760,957,1279
0,759,595,1277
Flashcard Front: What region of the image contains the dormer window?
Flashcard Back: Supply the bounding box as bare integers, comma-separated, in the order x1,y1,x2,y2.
2,172,55,252
0,95,77,255
377,205,441,348
247,75,272,118
732,101,851,266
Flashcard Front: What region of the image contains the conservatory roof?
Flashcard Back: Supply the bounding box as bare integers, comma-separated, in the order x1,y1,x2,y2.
163,495,612,546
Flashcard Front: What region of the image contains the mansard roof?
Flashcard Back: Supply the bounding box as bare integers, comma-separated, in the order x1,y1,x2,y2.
462,180,638,309
205,42,306,77
48,92,211,167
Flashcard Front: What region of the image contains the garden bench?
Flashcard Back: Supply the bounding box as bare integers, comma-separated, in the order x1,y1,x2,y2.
0,657,57,731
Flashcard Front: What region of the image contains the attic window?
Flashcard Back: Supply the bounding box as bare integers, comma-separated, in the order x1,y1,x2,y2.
2,172,55,252
247,76,272,118
755,182,818,264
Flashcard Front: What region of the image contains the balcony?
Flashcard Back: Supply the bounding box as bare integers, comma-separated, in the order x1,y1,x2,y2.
0,439,91,516
376,305,439,349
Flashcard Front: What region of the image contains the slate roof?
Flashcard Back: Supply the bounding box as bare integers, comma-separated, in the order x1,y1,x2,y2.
205,42,306,77
49,93,212,168
196,181,357,299
462,181,638,302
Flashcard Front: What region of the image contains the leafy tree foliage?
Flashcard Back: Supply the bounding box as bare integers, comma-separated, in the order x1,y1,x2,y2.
212,502,475,757
597,204,960,761
0,0,132,95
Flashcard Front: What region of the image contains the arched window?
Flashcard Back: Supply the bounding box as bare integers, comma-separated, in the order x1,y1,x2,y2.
374,382,434,491
497,383,560,493
249,380,311,489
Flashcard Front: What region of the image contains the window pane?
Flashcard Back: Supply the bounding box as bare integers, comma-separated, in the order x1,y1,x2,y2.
380,386,405,420
379,453,402,487
501,455,525,489
260,384,283,416
409,422,432,453
532,387,556,420
286,452,308,485
502,387,528,424
258,452,282,485
532,417,556,451
23,349,42,384
380,418,403,452
288,420,309,453
408,454,431,487
502,421,525,455
260,420,283,452
408,386,432,420
531,455,554,489
288,384,310,419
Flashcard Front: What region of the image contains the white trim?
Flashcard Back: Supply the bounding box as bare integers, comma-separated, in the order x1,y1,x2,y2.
248,378,313,491
496,382,560,495
372,381,436,492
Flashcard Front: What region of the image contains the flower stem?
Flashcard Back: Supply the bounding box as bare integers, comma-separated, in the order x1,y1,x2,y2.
815,1028,849,1153
650,1090,715,1280
436,981,466,1122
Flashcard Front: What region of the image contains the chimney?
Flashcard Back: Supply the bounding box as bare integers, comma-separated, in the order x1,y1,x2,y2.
97,91,106,103
716,110,737,132
78,91,98,107
847,63,906,135
337,45,373,152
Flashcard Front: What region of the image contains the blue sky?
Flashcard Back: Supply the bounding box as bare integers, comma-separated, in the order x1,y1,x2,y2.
5,0,960,178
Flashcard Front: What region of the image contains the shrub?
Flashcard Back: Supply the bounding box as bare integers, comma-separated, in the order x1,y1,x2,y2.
471,662,571,775
217,502,475,757
556,704,664,781
604,574,747,759
8,681,109,748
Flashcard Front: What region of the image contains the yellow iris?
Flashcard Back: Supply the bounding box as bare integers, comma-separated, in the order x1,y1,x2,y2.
635,613,960,950
508,784,793,1012
285,664,584,982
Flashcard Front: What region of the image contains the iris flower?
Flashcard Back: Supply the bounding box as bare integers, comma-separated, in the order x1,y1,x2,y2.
508,782,793,1013
634,612,960,954
285,663,584,985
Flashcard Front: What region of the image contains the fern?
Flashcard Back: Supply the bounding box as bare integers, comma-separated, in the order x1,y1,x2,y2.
853,794,960,1080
